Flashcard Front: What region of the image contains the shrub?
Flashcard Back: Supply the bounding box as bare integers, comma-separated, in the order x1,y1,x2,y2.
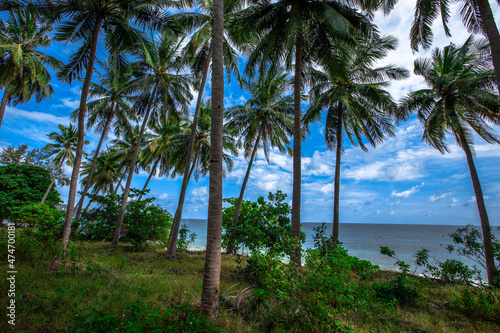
222,190,305,254
451,288,500,321
374,275,418,307
10,203,64,240
77,189,172,248
177,223,197,251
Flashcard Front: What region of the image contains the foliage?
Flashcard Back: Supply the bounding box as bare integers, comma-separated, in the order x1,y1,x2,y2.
177,223,197,251
380,246,411,274
311,223,338,257
9,203,64,240
78,189,172,248
451,288,500,322
374,275,419,307
66,303,220,333
446,225,500,271
0,165,61,221
222,190,305,254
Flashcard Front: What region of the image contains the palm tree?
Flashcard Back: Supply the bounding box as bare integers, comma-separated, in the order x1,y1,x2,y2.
166,100,238,257
110,31,193,248
0,4,61,129
7,0,177,249
79,147,123,196
410,0,500,95
201,0,223,316
137,120,188,201
41,123,86,204
231,0,378,265
398,36,500,286
166,0,244,259
305,35,408,243
224,66,294,254
72,55,136,224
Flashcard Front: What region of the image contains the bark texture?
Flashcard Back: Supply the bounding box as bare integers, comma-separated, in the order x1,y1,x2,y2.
332,110,343,243
201,0,223,317
291,34,303,266
41,154,66,205
0,87,10,130
61,17,103,249
137,157,160,201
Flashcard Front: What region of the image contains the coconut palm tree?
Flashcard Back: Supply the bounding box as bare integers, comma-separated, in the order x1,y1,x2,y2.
4,0,177,248
41,123,88,204
166,0,244,259
166,100,238,257
137,120,188,201
224,66,294,254
0,4,61,129
410,0,500,94
110,31,193,248
305,34,408,243
72,55,136,224
230,0,378,265
201,0,223,316
79,147,123,196
398,36,500,285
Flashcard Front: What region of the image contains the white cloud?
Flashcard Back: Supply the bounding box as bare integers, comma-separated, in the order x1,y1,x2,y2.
429,189,457,202
54,98,80,109
390,183,424,199
5,106,70,125
159,193,169,200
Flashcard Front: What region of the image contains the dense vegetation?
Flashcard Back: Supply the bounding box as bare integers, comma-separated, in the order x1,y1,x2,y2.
0,0,499,322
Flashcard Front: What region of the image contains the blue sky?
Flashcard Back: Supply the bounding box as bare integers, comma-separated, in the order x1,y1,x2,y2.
1,1,500,226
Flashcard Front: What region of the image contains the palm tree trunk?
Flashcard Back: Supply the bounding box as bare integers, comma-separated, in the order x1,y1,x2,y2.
114,167,128,194
165,45,212,259
138,157,160,201
291,33,303,266
61,16,103,249
227,129,262,255
111,83,158,248
332,109,343,243
460,133,497,286
201,0,223,317
0,84,11,130
41,153,66,205
74,108,114,224
84,198,93,212
475,0,500,95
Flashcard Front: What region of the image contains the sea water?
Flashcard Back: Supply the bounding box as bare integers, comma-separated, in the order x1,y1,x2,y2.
181,219,500,281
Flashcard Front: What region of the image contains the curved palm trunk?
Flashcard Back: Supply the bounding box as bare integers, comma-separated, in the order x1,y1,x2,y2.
227,129,262,255
40,153,67,205
291,34,303,266
0,86,10,130
74,107,114,223
460,134,497,286
166,45,212,259
332,110,343,243
111,83,158,248
138,157,160,201
114,168,127,194
475,0,500,95
201,0,223,317
61,17,103,249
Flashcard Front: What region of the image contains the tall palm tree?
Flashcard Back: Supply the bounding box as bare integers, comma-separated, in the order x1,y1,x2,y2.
305,34,408,243
201,0,223,316
398,36,500,286
6,0,177,249
224,66,294,254
110,31,193,248
137,120,187,201
72,55,136,224
411,0,500,95
166,0,244,259
0,4,61,129
41,123,87,204
166,100,238,257
231,0,377,265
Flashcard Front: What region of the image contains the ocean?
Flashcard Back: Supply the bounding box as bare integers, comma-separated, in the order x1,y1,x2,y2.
181,219,500,281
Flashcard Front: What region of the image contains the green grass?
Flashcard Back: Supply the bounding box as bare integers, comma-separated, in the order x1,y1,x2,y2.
1,238,499,332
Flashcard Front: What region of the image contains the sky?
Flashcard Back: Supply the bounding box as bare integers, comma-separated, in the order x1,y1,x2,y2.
1,1,500,226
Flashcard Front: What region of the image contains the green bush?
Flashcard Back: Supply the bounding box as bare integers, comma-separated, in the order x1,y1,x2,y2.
78,189,172,248
374,275,419,307
66,303,220,332
178,223,197,251
222,190,305,254
10,203,64,240
451,288,500,321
